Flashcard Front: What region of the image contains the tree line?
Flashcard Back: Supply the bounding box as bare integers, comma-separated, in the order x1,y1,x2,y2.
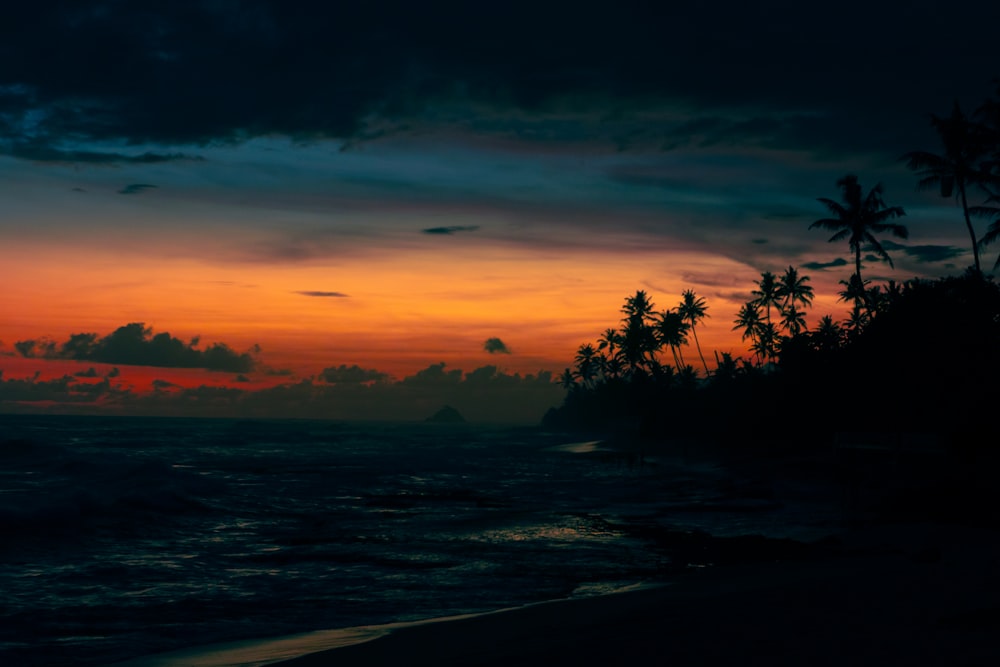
547,84,1000,450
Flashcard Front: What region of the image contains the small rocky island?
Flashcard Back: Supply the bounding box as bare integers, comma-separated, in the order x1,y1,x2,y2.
425,405,466,423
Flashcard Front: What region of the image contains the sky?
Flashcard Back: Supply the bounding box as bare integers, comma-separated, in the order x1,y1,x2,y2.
2,1,999,421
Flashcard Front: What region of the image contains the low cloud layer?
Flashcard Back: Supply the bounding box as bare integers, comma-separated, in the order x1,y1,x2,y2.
0,362,563,424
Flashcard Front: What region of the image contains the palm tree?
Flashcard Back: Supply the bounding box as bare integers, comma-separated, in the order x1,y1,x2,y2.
596,327,622,378
751,322,780,364
751,271,781,325
902,101,998,273
837,274,870,312
811,174,908,284
813,314,843,352
780,304,808,337
619,291,659,376
843,304,870,336
621,290,655,322
656,308,689,369
574,343,599,388
558,368,576,390
732,302,764,364
776,266,814,311
678,289,711,376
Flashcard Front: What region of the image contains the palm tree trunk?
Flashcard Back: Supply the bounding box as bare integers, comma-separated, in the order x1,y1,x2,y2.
690,324,710,376
959,182,982,272
670,345,681,370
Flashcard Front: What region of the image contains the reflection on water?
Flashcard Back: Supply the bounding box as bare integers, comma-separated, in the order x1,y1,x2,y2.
0,415,840,667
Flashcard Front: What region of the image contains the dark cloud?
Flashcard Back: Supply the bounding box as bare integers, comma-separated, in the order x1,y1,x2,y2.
73,367,100,378
802,258,849,271
152,378,179,391
400,362,463,386
318,364,389,384
15,322,257,372
2,2,995,159
0,360,563,423
422,226,481,235
483,337,511,354
1,140,202,165
118,183,158,195
881,241,966,264
295,290,349,298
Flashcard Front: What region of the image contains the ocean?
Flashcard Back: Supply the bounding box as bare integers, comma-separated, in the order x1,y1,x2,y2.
0,414,840,666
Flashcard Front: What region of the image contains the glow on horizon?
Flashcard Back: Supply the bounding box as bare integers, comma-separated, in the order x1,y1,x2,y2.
0,229,863,383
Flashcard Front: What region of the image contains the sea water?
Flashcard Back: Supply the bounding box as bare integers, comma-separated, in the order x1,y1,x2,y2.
0,414,837,666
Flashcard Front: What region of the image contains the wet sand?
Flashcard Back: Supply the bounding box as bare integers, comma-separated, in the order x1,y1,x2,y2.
122,521,1000,667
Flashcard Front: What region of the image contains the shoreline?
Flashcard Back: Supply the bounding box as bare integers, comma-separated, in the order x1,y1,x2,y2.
111,520,1000,666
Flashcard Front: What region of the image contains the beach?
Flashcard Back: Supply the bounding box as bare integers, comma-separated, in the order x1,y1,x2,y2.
119,520,1000,667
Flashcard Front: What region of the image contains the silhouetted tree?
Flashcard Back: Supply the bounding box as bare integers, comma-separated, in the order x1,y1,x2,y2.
678,289,711,376
813,314,844,352
732,301,764,364
574,343,599,388
776,266,814,312
780,304,808,336
619,291,659,376
559,368,576,389
751,271,781,326
751,321,780,363
656,308,689,370
902,101,998,272
811,174,908,287
837,274,871,314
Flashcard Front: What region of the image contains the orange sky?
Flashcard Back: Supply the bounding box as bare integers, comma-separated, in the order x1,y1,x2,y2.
1,231,856,386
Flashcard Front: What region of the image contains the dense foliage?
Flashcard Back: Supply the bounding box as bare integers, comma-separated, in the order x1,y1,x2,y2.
546,85,1000,457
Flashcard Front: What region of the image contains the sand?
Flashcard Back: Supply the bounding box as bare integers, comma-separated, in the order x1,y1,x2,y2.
118,520,1000,667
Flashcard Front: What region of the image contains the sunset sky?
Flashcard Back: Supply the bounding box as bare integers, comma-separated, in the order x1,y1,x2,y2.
2,2,999,419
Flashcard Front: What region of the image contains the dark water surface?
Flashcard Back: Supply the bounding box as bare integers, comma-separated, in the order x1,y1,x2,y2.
0,415,840,666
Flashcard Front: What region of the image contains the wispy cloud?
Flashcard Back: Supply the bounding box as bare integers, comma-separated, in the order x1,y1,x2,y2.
802,258,848,270
118,183,158,195
295,291,349,298
422,225,481,235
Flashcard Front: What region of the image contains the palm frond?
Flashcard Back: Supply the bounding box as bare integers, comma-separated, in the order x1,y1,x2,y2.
901,150,947,171
969,205,1000,219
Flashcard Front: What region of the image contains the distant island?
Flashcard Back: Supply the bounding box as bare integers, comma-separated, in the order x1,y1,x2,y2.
425,405,466,423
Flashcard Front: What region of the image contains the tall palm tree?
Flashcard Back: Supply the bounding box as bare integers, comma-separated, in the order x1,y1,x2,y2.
751,271,781,325
811,174,908,284
776,266,814,311
678,289,710,376
902,101,998,273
